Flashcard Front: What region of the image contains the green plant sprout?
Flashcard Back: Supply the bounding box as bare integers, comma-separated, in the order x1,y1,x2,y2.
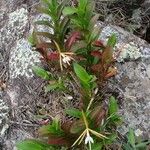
122,128,150,150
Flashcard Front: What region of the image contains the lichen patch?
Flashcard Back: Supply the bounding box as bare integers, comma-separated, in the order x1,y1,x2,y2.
0,92,9,137
9,39,40,79
116,42,142,62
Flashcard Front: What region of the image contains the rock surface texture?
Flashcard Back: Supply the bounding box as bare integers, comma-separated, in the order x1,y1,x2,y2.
0,0,150,149
99,23,150,138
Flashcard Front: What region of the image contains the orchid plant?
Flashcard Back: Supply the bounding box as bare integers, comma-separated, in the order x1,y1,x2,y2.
16,0,123,150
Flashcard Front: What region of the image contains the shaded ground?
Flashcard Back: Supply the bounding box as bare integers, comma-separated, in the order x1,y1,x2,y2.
95,0,150,43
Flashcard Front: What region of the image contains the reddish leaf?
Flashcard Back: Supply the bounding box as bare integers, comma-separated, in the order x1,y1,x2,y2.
91,50,102,58
101,47,113,65
61,121,78,145
40,57,46,61
91,106,107,128
35,47,47,59
70,119,85,134
93,40,104,47
47,52,59,60
105,67,117,79
48,136,70,146
61,121,73,135
36,42,55,49
91,64,103,72
65,31,81,50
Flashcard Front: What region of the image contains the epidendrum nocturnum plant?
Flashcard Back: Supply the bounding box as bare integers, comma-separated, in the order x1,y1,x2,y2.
16,0,125,150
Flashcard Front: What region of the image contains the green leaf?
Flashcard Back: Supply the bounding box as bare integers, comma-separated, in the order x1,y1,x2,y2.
16,139,50,150
136,141,150,148
39,124,53,136
32,66,50,80
103,133,117,144
123,143,133,150
107,113,122,125
63,7,77,15
28,31,38,46
39,119,64,136
73,63,91,82
89,14,100,31
57,0,69,19
45,83,59,92
107,34,117,48
59,17,70,42
88,26,100,43
91,143,103,150
65,108,82,118
36,32,55,40
45,78,65,92
42,0,51,5
127,128,135,148
108,96,118,115
71,41,87,52
35,20,54,29
79,0,88,10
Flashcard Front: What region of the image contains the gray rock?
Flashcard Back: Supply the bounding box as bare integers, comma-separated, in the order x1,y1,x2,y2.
99,23,150,138
9,39,40,79
0,92,9,137
0,4,40,149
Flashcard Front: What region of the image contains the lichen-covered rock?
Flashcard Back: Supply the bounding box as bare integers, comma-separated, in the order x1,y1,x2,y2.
99,23,150,62
116,60,150,138
0,91,9,141
115,42,141,62
0,7,28,51
8,7,28,36
9,13,52,79
9,39,40,79
99,23,150,138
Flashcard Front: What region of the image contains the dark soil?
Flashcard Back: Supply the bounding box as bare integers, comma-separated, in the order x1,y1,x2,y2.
95,0,150,43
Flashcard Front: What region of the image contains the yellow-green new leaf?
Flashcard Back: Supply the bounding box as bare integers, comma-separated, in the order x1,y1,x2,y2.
65,108,82,118
16,139,50,150
108,96,118,115
28,31,38,46
73,63,91,82
107,34,117,48
63,7,77,16
32,66,50,80
127,128,135,148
